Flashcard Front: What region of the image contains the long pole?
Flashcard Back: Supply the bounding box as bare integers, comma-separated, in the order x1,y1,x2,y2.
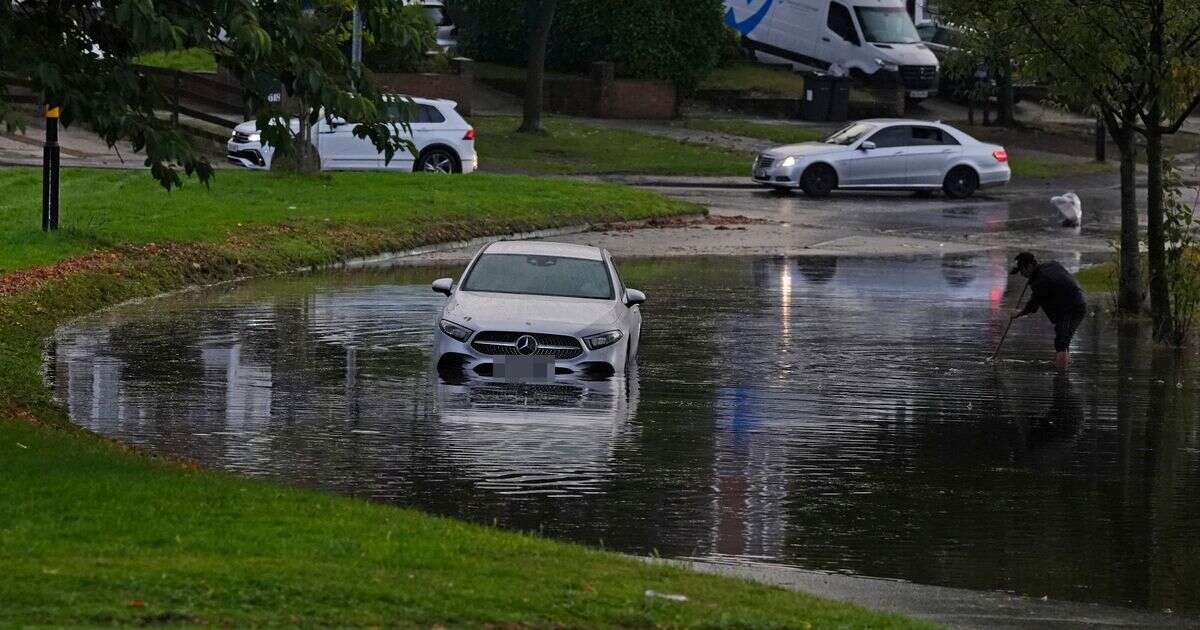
989,282,1029,361
351,5,363,67
42,105,60,232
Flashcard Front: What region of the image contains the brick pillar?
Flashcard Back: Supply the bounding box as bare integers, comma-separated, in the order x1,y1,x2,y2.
591,61,615,119
452,57,474,116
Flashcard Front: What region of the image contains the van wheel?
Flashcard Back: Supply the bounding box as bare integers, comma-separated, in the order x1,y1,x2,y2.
416,148,459,174
943,167,979,199
800,164,837,198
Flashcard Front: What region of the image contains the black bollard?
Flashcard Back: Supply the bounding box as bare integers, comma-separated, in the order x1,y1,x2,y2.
41,105,61,232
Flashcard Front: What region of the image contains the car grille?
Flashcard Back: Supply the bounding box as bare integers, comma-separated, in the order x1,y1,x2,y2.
471,331,584,360
755,155,775,169
899,65,938,90
232,131,254,144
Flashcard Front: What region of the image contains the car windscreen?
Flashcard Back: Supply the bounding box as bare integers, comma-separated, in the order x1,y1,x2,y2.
462,254,614,300
824,122,875,145
854,7,920,44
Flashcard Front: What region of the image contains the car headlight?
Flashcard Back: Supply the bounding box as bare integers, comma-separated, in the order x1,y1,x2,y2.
439,319,473,341
874,58,900,72
583,330,623,350
780,156,796,168
246,132,261,143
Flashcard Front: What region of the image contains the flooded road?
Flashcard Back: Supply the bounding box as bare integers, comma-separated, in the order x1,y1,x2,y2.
48,254,1200,616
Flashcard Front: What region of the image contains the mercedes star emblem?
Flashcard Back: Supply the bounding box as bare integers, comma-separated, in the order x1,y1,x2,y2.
515,335,538,356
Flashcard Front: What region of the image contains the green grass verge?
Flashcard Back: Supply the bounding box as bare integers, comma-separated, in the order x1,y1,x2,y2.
683,119,826,145
474,116,751,176
1075,263,1118,293
700,62,808,97
0,166,932,627
0,168,691,272
134,48,218,73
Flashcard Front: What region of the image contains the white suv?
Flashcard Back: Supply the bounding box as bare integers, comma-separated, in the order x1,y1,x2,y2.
226,97,478,173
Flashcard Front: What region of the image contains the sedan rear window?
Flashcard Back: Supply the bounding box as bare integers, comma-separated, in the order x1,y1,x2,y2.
463,254,614,300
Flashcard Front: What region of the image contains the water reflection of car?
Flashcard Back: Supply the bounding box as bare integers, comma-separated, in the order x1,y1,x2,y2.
431,241,646,380
433,375,639,497
752,119,1010,199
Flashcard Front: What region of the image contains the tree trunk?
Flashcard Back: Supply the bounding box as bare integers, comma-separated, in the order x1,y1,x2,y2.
1112,126,1144,314
519,0,557,134
996,66,1015,126
1144,126,1170,340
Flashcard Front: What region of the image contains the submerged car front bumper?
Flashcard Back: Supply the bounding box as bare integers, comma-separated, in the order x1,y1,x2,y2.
434,328,628,380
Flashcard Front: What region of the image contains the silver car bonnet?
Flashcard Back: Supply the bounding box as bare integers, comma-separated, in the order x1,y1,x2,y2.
764,142,844,159
444,290,623,336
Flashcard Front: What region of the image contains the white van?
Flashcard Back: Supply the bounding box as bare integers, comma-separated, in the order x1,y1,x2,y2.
723,0,940,99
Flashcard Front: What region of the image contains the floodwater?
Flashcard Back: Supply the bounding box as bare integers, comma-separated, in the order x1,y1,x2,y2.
48,254,1200,615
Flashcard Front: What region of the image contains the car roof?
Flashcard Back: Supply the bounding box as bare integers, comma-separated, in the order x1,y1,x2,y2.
857,118,946,126
384,95,458,108
483,240,605,261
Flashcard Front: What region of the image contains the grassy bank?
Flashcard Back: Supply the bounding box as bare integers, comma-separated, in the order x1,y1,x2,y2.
135,47,218,72
474,116,751,176
683,119,826,145
0,166,930,627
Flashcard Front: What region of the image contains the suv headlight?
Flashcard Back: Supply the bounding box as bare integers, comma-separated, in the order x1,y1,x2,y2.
780,156,796,168
874,58,900,72
439,319,473,341
245,132,261,143
584,330,623,350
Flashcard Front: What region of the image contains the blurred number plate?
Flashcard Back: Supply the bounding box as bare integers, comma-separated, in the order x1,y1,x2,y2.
495,356,552,382
754,169,767,179
909,90,929,98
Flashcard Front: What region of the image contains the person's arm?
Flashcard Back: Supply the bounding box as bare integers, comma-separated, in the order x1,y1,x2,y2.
1012,289,1040,319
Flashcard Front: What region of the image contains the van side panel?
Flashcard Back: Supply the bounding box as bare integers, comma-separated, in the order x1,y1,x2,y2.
724,0,830,71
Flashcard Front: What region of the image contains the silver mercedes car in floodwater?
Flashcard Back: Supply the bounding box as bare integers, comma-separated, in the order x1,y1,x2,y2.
431,241,645,381
753,119,1011,199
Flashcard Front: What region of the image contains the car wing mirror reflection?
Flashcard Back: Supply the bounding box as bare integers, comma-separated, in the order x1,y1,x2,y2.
432,278,454,296
859,141,876,151
625,288,646,307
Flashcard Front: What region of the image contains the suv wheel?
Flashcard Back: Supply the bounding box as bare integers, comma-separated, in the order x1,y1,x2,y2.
416,148,458,174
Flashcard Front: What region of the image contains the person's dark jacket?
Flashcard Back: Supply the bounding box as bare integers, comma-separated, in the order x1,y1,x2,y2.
1018,262,1087,323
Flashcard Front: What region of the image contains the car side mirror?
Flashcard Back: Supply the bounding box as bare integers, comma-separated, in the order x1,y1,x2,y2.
431,278,453,296
860,141,876,151
625,288,646,307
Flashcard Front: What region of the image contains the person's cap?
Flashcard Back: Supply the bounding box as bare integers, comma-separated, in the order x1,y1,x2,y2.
1010,251,1037,275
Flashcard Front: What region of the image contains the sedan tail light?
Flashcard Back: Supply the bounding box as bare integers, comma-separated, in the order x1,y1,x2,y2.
992,149,1008,163
463,128,476,141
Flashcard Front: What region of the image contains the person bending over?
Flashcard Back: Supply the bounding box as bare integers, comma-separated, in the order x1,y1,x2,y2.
1009,252,1087,369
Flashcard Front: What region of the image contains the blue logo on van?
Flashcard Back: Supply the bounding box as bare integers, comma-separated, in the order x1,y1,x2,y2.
724,0,774,36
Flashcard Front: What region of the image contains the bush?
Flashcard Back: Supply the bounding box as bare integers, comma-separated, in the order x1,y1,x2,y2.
363,5,437,73
458,0,726,91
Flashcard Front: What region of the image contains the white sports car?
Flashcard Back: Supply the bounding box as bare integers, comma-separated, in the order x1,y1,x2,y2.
431,241,645,381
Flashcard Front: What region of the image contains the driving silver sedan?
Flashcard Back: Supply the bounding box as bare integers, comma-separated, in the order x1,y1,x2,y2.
431,240,644,381
752,119,1010,199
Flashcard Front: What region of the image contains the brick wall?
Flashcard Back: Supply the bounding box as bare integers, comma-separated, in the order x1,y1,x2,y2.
374,60,474,115
478,62,678,120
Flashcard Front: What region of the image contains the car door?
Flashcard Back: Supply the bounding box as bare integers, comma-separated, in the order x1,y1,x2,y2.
407,103,447,166
379,100,418,171
315,118,378,170
822,2,862,69
846,125,912,186
904,126,962,186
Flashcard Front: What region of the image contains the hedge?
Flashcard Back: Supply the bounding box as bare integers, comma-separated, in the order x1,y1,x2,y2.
456,0,729,91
